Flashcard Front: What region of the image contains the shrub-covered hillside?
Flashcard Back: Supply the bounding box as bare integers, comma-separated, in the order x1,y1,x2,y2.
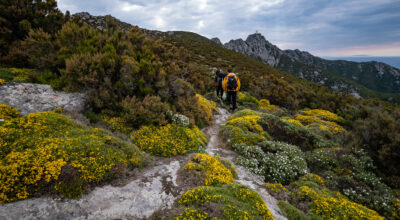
159,31,400,189
218,92,399,219
1,1,400,219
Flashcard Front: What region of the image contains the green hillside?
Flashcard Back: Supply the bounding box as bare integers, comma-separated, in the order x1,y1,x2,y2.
1,1,400,219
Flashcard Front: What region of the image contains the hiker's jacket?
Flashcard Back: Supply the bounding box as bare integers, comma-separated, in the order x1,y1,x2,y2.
222,73,241,92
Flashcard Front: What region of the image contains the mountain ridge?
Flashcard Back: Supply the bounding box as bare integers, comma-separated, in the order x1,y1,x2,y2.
223,33,400,101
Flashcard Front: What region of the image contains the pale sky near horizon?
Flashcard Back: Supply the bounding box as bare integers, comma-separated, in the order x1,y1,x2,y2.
57,0,400,57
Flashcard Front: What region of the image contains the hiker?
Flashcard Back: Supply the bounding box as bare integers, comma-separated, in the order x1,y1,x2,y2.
215,69,227,99
222,69,241,111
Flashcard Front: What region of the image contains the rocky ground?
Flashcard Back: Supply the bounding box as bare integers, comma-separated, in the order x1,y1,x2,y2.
0,83,86,115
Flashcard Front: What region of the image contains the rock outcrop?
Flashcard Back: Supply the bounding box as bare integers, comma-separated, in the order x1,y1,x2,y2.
225,33,283,67
0,83,86,115
73,12,133,32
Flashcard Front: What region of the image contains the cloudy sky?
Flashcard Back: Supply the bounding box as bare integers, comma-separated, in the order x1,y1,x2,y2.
57,0,400,57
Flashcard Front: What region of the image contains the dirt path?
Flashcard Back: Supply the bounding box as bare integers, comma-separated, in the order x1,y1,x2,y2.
203,107,287,220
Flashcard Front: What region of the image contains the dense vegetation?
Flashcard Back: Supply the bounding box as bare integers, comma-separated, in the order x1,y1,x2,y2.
1,1,400,219
0,105,147,202
219,94,398,218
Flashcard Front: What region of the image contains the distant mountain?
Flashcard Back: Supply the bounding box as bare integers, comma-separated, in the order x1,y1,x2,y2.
284,49,400,93
224,33,400,100
323,56,400,69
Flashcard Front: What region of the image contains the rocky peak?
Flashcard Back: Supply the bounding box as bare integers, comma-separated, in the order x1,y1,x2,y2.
224,33,283,67
211,37,222,45
245,33,267,44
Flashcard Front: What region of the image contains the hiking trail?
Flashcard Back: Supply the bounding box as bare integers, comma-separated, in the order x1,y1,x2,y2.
0,107,286,220
203,107,286,220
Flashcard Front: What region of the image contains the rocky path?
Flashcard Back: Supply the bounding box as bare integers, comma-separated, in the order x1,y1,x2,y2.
203,108,287,220
0,107,286,220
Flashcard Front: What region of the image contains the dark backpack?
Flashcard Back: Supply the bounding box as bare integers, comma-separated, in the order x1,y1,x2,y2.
216,72,227,85
227,75,238,90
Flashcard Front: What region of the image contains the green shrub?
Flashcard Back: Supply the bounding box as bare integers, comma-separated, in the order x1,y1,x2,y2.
278,200,311,220
131,124,207,157
171,113,190,127
259,113,334,151
121,95,169,128
0,67,34,83
233,141,308,184
0,111,146,203
237,92,259,108
305,147,341,172
306,147,395,216
175,183,274,219
83,110,102,123
173,95,208,128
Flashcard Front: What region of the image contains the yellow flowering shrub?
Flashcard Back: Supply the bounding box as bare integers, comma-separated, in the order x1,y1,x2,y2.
131,124,207,157
0,68,31,82
295,109,346,135
237,92,259,106
220,109,269,146
300,109,344,122
227,115,263,133
265,183,289,194
102,116,131,134
185,153,235,186
281,116,304,127
0,111,145,203
175,208,209,220
392,198,400,219
300,173,325,187
0,78,5,85
258,99,275,111
177,183,274,219
0,103,20,120
196,94,216,125
293,185,384,219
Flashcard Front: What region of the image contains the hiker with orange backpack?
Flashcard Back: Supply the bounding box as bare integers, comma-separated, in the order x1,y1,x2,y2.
222,69,241,111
